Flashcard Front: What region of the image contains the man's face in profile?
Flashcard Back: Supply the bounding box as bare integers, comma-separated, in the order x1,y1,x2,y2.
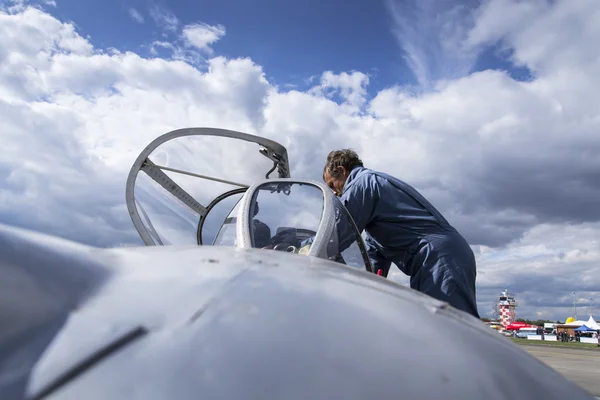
323,166,348,197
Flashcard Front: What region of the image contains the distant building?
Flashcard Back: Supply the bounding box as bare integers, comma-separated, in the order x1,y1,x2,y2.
543,322,555,334
497,289,517,328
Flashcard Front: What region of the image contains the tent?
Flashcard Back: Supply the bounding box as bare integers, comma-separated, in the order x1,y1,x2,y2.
585,316,600,330
574,324,596,332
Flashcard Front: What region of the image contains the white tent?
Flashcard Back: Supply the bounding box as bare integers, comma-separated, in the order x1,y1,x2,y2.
585,316,600,330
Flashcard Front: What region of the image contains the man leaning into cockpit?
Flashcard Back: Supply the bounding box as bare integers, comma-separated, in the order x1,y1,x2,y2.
322,149,479,319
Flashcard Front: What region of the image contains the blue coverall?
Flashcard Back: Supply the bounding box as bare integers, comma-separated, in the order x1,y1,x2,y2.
339,166,480,318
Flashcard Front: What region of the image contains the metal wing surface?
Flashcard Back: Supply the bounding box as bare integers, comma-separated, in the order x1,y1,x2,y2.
0,223,594,400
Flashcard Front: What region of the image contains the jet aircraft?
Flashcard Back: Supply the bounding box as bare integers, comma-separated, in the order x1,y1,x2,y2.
0,128,594,399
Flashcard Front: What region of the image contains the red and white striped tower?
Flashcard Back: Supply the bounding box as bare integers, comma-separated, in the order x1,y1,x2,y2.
497,289,517,328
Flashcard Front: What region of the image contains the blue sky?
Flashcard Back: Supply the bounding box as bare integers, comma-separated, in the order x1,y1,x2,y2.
51,0,404,92
1,0,599,321
47,0,530,95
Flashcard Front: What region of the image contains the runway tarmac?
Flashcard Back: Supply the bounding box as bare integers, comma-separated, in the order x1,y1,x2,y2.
518,344,600,396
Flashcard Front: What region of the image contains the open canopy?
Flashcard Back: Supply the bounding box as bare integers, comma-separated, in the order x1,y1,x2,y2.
125,128,290,246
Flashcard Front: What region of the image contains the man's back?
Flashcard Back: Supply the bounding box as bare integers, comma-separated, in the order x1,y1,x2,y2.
341,167,462,273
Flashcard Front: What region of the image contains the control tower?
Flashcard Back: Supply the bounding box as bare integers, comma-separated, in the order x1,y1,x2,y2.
497,289,518,327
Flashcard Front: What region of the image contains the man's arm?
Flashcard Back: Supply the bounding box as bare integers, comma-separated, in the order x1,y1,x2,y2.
366,236,391,276
333,174,378,254
339,174,378,234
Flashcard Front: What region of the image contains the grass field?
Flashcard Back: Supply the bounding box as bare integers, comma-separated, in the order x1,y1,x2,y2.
510,338,599,349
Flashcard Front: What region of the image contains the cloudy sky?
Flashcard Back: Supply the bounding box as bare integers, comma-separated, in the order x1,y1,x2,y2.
1,0,599,321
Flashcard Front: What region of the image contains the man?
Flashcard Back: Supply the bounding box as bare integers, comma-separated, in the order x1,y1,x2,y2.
323,149,480,318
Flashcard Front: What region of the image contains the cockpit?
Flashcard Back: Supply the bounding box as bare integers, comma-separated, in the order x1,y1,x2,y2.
211,180,371,270
125,128,372,273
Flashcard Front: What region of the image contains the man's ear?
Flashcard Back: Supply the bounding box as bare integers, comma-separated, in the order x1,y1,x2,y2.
338,166,348,178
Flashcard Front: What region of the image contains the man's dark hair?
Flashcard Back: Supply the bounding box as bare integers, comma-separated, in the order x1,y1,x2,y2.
323,149,364,179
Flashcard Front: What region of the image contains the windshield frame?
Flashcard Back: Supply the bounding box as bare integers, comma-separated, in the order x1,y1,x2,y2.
236,178,372,272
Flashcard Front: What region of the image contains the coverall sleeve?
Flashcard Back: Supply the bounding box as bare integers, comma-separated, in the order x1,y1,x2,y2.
365,235,391,276
339,175,391,273
339,175,378,234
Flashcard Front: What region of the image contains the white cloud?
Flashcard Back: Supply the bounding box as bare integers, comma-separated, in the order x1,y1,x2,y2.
149,40,172,55
147,22,226,65
181,23,225,54
0,1,599,320
385,0,480,90
148,3,178,32
0,6,268,246
128,8,144,24
1,0,55,12
0,0,24,12
308,71,370,111
473,222,600,321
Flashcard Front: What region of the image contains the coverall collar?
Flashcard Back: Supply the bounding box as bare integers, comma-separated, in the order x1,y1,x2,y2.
342,166,366,194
